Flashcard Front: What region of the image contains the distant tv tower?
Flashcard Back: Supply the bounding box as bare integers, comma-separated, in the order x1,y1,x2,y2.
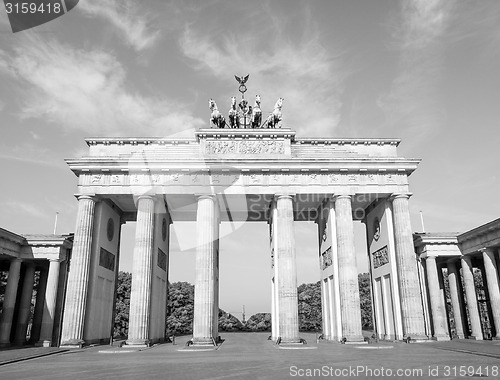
242,305,246,324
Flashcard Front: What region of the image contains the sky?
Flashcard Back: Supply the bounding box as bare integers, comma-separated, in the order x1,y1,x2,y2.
1,0,500,319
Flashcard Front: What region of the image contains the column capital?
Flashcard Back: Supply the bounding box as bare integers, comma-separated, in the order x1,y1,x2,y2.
274,193,295,202
75,194,97,202
479,247,496,255
332,194,352,201
195,194,217,201
461,254,473,264
48,258,62,263
389,193,413,201
135,194,156,201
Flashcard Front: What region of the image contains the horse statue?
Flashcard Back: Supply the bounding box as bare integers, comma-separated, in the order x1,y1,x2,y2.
209,99,226,128
265,97,283,128
251,95,262,128
228,96,240,128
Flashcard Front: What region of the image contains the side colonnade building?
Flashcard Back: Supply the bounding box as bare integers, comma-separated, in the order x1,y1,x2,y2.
414,219,500,341
0,229,72,347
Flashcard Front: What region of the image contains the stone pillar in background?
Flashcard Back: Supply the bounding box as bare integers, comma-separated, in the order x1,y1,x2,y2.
391,194,427,339
38,259,62,347
193,195,219,345
334,195,363,342
127,195,156,347
30,267,48,344
461,255,483,340
447,260,466,339
14,264,36,345
60,195,96,347
275,194,300,343
481,248,500,339
0,259,22,346
425,257,449,340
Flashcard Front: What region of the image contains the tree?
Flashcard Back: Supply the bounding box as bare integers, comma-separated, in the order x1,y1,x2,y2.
297,281,322,331
114,271,132,338
219,309,244,332
358,273,373,330
245,313,272,331
166,281,195,336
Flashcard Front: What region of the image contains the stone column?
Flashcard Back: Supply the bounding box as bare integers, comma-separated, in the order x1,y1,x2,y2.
461,255,483,340
60,195,96,347
274,194,300,344
425,257,450,340
391,194,427,339
30,267,48,344
193,195,219,345
14,263,36,345
447,260,466,339
127,195,155,347
481,248,500,339
0,259,22,346
334,195,363,342
38,259,61,347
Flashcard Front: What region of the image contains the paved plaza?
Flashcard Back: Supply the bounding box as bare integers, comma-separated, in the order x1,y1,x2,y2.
1,332,499,380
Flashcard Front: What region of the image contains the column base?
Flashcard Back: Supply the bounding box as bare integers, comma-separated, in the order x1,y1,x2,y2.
431,335,451,341
341,335,367,344
466,335,483,341
191,337,216,346
125,339,151,348
35,340,52,347
402,335,430,343
60,339,85,348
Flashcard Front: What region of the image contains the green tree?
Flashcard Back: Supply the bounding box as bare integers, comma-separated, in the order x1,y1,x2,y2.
114,271,131,338
358,273,373,330
297,281,322,331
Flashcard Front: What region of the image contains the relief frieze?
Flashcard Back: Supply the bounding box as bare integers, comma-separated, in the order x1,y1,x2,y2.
204,140,285,155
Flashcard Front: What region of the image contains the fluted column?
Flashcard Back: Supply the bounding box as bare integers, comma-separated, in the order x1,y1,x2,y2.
30,267,48,344
461,255,483,340
193,195,219,345
127,195,155,346
481,248,500,339
447,260,466,339
38,259,61,347
0,259,22,346
391,194,427,339
334,195,363,342
60,195,96,347
14,263,36,344
275,194,300,343
425,257,449,340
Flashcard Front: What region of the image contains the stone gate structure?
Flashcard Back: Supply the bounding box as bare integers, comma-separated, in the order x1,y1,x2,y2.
55,126,428,347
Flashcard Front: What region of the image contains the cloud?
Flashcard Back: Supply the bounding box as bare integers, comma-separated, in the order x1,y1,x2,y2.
378,0,455,144
0,142,65,168
178,8,348,137
0,37,204,136
78,0,161,51
2,201,47,220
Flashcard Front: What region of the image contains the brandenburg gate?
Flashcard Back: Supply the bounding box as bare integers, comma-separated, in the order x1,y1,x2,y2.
58,91,428,346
